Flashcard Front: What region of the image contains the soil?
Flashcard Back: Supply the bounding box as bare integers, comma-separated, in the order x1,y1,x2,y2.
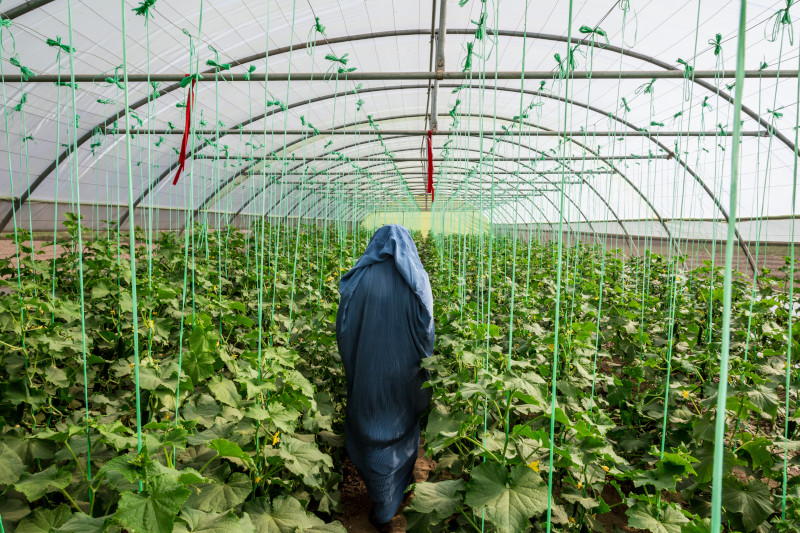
594,482,638,533
337,447,436,533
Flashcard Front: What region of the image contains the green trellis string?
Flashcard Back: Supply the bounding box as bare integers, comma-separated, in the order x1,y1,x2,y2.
546,0,575,530
711,1,748,531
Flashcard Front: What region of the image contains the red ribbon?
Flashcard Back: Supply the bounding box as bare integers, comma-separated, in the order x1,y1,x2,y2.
173,76,196,186
426,130,434,201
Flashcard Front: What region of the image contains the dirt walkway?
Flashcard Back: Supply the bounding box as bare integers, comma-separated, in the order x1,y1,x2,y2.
337,448,435,532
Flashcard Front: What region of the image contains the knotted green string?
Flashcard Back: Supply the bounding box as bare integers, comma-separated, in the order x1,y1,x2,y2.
578,24,609,47
765,0,794,45
132,0,157,20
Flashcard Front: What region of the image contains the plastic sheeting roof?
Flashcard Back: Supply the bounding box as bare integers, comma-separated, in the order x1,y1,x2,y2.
1,0,799,239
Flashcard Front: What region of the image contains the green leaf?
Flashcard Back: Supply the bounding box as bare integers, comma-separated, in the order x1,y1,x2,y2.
207,376,241,408
14,465,71,501
44,366,70,387
0,497,32,524
115,474,191,533
278,436,333,489
208,438,252,465
407,479,465,519
174,509,255,533
244,496,344,533
0,442,25,484
54,513,110,532
404,479,465,533
185,472,251,512
626,501,688,533
464,463,548,533
16,505,72,533
740,437,774,470
182,394,220,426
721,477,773,532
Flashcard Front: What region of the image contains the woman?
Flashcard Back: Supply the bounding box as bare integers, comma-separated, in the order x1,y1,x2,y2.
336,224,434,529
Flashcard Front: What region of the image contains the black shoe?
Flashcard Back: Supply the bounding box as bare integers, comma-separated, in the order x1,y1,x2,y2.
368,509,392,533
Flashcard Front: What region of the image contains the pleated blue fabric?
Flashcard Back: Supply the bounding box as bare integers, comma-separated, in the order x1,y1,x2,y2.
336,225,434,523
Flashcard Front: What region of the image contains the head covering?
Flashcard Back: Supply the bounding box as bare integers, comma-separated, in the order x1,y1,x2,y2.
339,224,434,342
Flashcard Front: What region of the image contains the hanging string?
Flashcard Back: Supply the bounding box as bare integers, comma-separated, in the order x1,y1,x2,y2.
710,2,748,531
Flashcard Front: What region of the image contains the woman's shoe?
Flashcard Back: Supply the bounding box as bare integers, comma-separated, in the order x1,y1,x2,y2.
368,509,392,533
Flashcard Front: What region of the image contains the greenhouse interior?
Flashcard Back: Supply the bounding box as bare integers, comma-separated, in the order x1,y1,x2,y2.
1,0,800,532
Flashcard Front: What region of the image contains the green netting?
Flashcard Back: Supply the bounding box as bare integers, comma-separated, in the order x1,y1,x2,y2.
0,0,798,532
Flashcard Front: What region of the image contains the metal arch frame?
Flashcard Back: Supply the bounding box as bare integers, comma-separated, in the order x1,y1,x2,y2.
151,82,739,269
0,0,55,20
293,159,592,239
229,138,618,241
279,146,606,216
189,88,729,271
187,134,413,224
290,146,612,244
219,106,662,252
4,25,795,237
296,161,594,235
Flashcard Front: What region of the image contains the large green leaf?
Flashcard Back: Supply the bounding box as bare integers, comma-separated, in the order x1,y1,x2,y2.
182,394,220,426
184,328,217,384
407,479,465,519
54,513,110,533
14,465,71,502
208,438,253,466
244,496,345,533
174,509,255,533
115,474,191,533
185,472,251,512
464,463,548,533
0,442,25,484
404,479,465,533
626,501,688,533
15,505,72,533
721,477,774,532
207,376,240,408
278,435,332,488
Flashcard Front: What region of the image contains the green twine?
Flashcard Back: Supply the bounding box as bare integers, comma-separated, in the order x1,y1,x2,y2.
710,1,747,531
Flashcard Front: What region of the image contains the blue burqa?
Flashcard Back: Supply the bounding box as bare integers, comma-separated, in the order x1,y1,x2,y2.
336,225,434,523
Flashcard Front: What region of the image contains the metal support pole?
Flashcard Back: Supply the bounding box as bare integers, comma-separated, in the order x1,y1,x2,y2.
1,70,796,82
430,0,448,132
184,155,669,162
104,128,767,137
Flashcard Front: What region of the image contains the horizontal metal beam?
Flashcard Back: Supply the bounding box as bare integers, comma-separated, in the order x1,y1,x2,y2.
105,129,767,137
3,70,796,82
232,155,666,163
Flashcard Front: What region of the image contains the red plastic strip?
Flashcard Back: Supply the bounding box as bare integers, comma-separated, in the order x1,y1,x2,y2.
173,77,195,186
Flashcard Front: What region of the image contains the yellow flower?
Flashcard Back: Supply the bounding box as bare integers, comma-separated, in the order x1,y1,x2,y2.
548,344,555,350
577,481,583,489
569,517,576,524
682,390,689,399
272,431,280,446
216,341,220,348
528,460,540,472
213,285,217,291
326,276,334,282
129,362,135,368
255,476,261,483
601,465,610,473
